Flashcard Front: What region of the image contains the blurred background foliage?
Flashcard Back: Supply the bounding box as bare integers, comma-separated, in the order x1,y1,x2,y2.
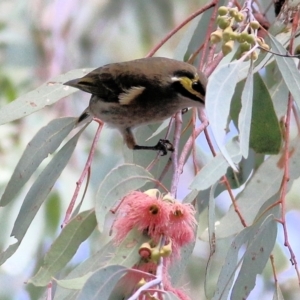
0,0,300,299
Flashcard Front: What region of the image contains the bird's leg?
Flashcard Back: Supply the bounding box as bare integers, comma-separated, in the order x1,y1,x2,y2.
123,127,174,156
134,139,174,156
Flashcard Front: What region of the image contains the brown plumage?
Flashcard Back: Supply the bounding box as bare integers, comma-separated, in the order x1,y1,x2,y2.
64,57,207,155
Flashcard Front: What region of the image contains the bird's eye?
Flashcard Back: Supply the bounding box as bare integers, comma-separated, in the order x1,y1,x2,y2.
192,81,199,89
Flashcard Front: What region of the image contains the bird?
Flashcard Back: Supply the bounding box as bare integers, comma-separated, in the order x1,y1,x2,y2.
64,57,207,155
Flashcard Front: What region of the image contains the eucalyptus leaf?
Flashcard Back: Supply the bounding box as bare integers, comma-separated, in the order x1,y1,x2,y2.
29,209,97,286
54,272,94,290
0,117,76,206
204,182,218,299
0,68,93,125
269,34,300,110
206,61,242,171
77,265,128,300
173,15,202,60
214,135,300,239
238,66,253,158
213,205,278,300
249,73,282,154
95,164,154,232
231,215,277,299
53,241,117,300
190,138,241,191
0,126,83,265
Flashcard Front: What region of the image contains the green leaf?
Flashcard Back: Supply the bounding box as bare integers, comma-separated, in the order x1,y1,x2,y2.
206,61,243,171
106,228,148,267
173,15,202,60
77,265,128,300
45,193,61,235
213,208,278,300
205,182,218,299
214,152,283,238
95,164,154,232
249,73,282,154
53,241,117,300
231,215,277,298
54,272,94,290
169,231,197,286
0,127,83,265
0,69,93,125
29,209,97,286
190,138,241,191
238,66,253,158
215,133,300,238
268,34,300,110
0,117,76,206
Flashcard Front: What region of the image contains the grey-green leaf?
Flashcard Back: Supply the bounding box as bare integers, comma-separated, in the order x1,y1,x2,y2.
206,61,243,171
239,67,253,158
0,127,84,266
77,265,128,300
29,209,97,286
215,135,300,238
269,34,300,110
95,163,154,232
0,117,76,206
0,69,93,125
190,138,241,191
249,73,282,154
231,215,277,299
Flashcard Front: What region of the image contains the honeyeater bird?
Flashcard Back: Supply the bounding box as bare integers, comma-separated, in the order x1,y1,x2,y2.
64,57,207,155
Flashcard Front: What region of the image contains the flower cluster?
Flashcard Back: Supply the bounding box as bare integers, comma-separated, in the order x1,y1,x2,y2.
210,5,270,59
113,189,196,258
112,189,197,300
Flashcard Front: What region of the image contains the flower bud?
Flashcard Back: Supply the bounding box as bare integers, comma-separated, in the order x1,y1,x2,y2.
223,26,233,42
240,41,251,52
237,31,249,43
218,6,229,16
222,40,234,55
229,7,238,18
250,51,258,60
260,43,270,51
250,20,260,30
245,34,256,45
144,189,160,198
217,16,231,29
160,241,172,257
150,247,161,263
210,29,223,44
235,12,244,22
136,278,147,288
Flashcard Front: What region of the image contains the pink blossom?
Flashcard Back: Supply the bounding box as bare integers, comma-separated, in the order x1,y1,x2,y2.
113,191,171,243
113,191,196,259
167,202,196,256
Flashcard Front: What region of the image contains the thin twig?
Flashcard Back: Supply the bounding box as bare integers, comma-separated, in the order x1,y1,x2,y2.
62,120,103,227
146,1,217,57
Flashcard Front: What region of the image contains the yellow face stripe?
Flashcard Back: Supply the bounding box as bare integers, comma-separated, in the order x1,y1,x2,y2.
172,74,203,99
